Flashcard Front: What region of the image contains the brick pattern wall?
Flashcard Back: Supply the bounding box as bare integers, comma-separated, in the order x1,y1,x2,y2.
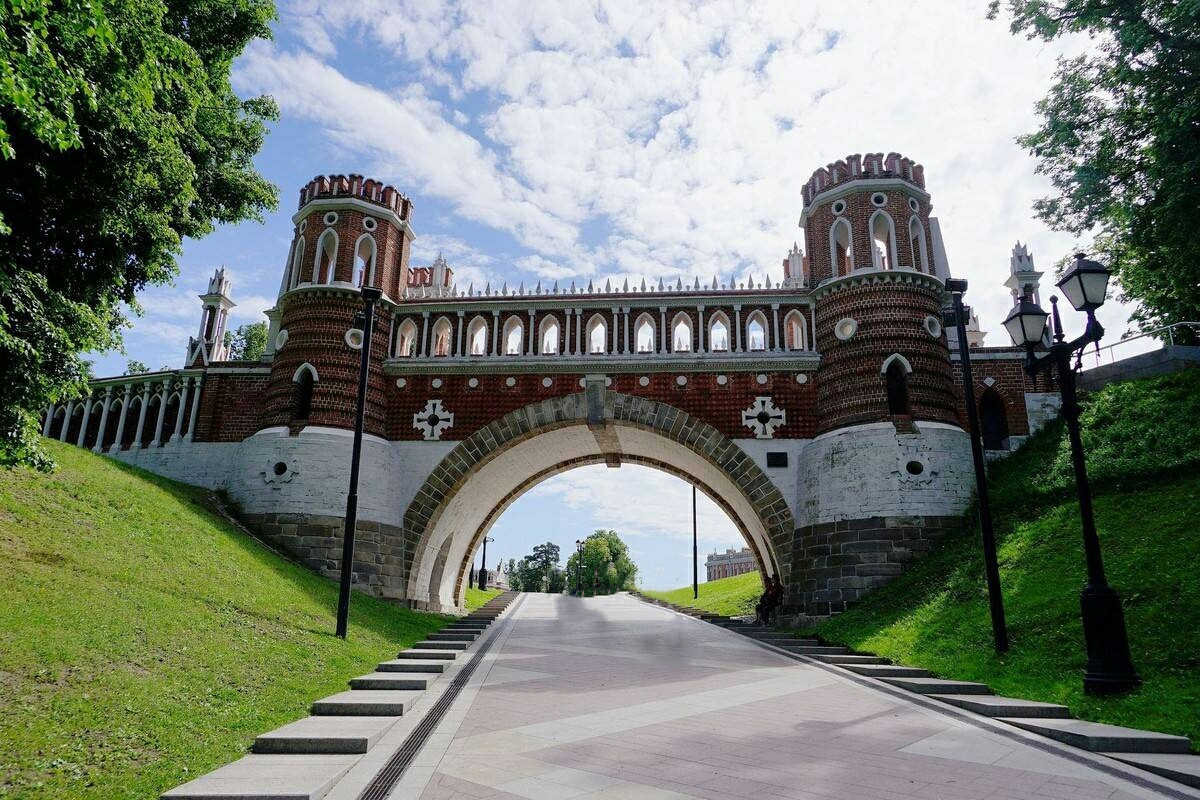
387,371,818,441
194,373,268,442
950,349,1040,437
805,188,932,285
814,275,958,433
263,291,391,436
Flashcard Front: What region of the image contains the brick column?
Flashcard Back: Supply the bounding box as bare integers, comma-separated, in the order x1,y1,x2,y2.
734,306,743,352
185,376,203,440
58,400,75,442
528,309,536,355
109,384,132,452
658,307,667,354
698,306,706,352
93,388,113,452
622,307,630,354
420,312,430,357
151,382,169,447
490,310,500,356
455,310,464,356
75,397,92,447
574,309,582,355
771,304,781,352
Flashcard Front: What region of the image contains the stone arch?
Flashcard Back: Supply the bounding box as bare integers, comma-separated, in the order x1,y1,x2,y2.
402,392,795,611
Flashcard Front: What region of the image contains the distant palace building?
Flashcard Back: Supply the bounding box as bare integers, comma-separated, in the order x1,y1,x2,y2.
706,547,758,581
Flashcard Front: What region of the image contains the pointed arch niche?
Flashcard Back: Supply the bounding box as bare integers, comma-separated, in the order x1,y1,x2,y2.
746,311,768,352
882,354,912,416
909,216,929,273
395,319,418,357
353,234,376,287
671,312,693,353
708,312,731,352
870,211,898,271
538,315,560,355
467,316,489,356
431,317,453,357
830,218,853,277
587,314,608,354
314,229,338,284
502,316,524,356
783,310,807,350
293,363,318,421
634,313,656,353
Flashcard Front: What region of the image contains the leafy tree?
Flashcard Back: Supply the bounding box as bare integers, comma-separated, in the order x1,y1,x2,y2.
1,1,278,468
226,321,269,361
566,529,638,596
510,541,564,593
126,359,150,375
989,0,1200,341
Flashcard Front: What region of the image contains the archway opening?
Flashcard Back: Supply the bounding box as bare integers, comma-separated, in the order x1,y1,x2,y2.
980,388,1009,450
401,396,793,613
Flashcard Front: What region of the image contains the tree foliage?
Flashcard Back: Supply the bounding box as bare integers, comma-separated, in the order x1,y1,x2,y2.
225,321,268,361
126,359,150,375
566,529,638,596
0,0,278,468
509,541,564,593
989,0,1200,341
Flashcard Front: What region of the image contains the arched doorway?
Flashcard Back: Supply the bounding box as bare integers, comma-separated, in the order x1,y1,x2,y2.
980,388,1009,450
401,392,794,611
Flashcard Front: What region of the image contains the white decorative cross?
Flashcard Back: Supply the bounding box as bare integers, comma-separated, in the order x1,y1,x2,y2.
742,396,786,439
413,399,455,441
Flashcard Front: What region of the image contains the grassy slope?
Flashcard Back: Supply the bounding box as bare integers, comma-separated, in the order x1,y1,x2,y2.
642,571,763,617
808,370,1200,749
0,442,450,799
463,587,503,610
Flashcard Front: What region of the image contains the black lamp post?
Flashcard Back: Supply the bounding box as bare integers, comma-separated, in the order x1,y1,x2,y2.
575,539,585,596
479,536,494,590
336,286,383,640
943,278,1009,653
1001,253,1141,695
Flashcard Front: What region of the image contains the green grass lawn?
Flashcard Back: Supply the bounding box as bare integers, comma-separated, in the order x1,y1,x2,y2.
0,441,451,798
463,586,503,610
642,570,763,617
805,370,1200,751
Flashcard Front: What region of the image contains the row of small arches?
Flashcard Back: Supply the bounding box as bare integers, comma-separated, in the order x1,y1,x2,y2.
829,211,930,277
393,310,810,358
283,230,380,292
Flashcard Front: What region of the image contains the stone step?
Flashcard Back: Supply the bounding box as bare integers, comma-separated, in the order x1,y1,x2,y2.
881,677,991,695
161,754,358,799
395,648,458,660
312,690,422,717
1000,718,1192,754
428,631,478,641
447,622,489,629
775,645,850,656
1107,752,1200,788
842,664,931,679
928,694,1071,719
414,640,470,650
252,715,399,755
376,659,449,674
349,672,434,691
809,654,887,665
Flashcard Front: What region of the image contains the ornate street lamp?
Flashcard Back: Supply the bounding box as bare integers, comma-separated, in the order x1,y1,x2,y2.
336,286,383,640
943,277,1008,653
1001,254,1140,695
479,536,494,590
575,539,585,596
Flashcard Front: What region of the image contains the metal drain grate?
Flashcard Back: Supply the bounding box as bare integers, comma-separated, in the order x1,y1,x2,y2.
357,593,521,800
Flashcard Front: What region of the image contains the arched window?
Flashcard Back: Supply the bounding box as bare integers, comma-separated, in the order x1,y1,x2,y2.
671,312,693,353
353,235,376,288
708,313,730,352
539,316,560,354
784,310,806,350
882,355,911,416
634,313,655,353
288,236,305,290
870,211,898,271
746,311,767,352
395,319,418,357
314,229,338,284
587,314,607,354
467,316,489,356
293,364,317,420
830,218,853,277
503,316,524,355
909,217,929,273
980,389,1010,450
431,317,452,357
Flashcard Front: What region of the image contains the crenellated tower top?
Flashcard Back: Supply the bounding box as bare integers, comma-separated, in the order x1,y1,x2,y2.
298,173,413,222
801,152,925,207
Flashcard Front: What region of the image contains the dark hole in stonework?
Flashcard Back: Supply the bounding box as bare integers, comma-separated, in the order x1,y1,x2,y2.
273,461,288,476
766,452,788,468
427,414,440,427
906,460,924,475
756,411,772,424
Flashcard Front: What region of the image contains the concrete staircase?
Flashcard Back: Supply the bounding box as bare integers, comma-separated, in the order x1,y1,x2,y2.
162,592,518,799
645,599,1200,790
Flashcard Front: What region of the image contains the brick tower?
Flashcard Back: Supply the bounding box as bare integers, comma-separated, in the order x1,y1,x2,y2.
261,174,415,435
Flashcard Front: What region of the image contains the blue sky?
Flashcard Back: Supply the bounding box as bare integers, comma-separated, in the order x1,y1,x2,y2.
95,2,1133,590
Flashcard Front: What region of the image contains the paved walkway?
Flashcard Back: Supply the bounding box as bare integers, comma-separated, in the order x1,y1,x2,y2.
337,593,1188,799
